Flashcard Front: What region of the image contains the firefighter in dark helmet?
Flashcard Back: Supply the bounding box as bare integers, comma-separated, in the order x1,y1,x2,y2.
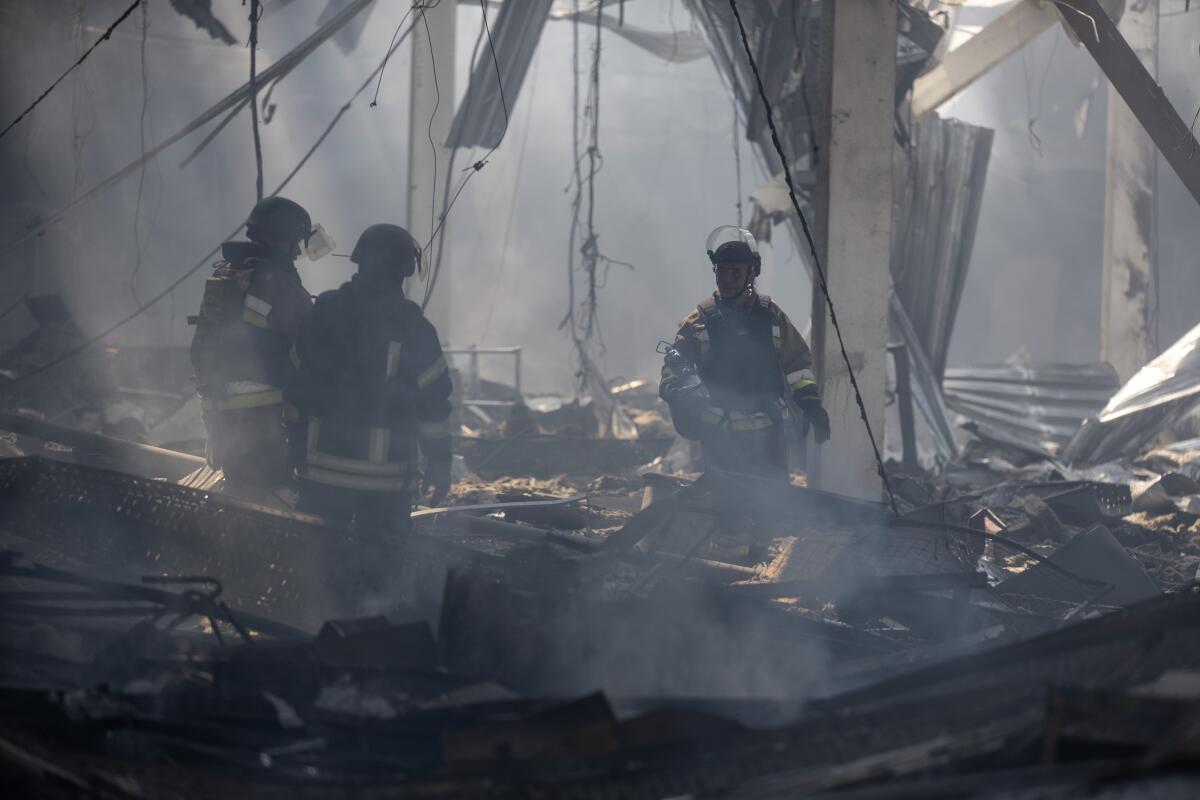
189,196,322,498
294,223,453,533
659,226,830,478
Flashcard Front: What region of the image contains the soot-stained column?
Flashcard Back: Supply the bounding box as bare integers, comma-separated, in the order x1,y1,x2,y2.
809,0,895,502
1101,0,1157,382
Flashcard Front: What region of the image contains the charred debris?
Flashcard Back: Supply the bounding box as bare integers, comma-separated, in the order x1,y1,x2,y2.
5,1,1200,798
5,301,1200,797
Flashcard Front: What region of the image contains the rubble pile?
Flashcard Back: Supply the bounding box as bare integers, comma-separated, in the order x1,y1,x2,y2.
5,459,1200,796
6,308,1200,795
5,0,1200,792
454,378,675,480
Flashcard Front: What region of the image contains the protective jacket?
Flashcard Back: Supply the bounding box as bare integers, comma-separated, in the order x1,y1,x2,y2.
189,241,312,490
660,291,819,475
294,274,452,526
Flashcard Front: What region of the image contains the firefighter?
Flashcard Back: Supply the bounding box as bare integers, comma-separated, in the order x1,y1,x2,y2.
294,223,452,533
189,197,318,499
659,225,830,478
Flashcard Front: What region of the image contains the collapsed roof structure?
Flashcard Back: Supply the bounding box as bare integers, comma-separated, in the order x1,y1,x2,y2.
4,0,1200,797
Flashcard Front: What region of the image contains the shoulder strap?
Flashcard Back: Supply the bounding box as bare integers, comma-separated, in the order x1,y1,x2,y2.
696,295,718,319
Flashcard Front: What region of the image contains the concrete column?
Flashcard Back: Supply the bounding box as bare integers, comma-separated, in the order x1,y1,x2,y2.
406,0,456,336
1100,0,1157,382
809,0,896,502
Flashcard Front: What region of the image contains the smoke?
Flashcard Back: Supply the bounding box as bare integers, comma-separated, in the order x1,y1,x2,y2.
0,0,807,398
6,2,1200,399
428,478,977,704
944,4,1200,368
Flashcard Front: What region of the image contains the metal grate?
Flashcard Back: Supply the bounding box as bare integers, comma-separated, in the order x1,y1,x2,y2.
0,457,440,628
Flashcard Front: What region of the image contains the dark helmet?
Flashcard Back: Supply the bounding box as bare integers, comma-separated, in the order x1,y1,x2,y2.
245,197,312,249
706,225,762,276
351,224,420,277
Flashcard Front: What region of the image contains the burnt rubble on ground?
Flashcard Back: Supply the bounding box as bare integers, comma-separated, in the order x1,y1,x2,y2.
5,450,1200,797
6,319,1200,795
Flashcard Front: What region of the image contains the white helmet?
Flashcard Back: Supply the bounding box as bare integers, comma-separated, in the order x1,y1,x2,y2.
705,225,761,276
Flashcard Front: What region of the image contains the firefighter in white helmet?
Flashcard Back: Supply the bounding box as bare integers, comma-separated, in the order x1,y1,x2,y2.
659,226,830,477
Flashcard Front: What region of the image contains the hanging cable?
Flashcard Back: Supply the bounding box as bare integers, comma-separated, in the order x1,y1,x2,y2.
416,4,484,312
69,0,97,286
69,0,95,203
727,0,899,515
420,0,510,311
0,12,421,395
731,79,743,227
371,0,432,106
560,0,635,392
560,0,583,352
476,0,510,156
417,4,442,265
420,163,471,310
130,1,150,305
581,1,603,343
571,1,633,353
0,0,141,142
179,98,250,169
0,0,376,263
249,0,265,202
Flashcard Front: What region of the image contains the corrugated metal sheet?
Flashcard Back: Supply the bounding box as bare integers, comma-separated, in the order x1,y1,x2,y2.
891,115,994,380
1063,320,1200,465
944,363,1121,457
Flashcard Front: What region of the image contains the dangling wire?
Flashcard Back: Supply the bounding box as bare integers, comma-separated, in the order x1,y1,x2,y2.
417,4,442,267
130,0,150,305
420,0,510,312
0,11,423,395
731,77,743,227
0,0,141,141
249,0,265,202
0,0,376,264
560,0,583,365
371,1,424,107
727,0,899,515
69,0,97,286
559,0,635,393
580,1,603,344
69,0,94,204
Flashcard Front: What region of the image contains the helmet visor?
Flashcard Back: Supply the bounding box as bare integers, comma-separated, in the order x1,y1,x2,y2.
706,225,759,267
706,225,759,257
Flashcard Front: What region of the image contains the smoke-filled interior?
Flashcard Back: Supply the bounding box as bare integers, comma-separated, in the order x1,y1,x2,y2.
4,1,1200,797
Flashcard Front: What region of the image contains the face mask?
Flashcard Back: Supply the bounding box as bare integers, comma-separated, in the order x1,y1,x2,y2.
302,223,336,261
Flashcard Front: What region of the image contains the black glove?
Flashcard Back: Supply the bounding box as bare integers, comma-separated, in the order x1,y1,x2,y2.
797,399,831,444
422,457,452,507
668,394,711,440
662,355,712,441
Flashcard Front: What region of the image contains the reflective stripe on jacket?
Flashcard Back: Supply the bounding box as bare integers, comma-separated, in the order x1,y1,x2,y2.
295,273,453,493
189,241,312,407
303,416,418,492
